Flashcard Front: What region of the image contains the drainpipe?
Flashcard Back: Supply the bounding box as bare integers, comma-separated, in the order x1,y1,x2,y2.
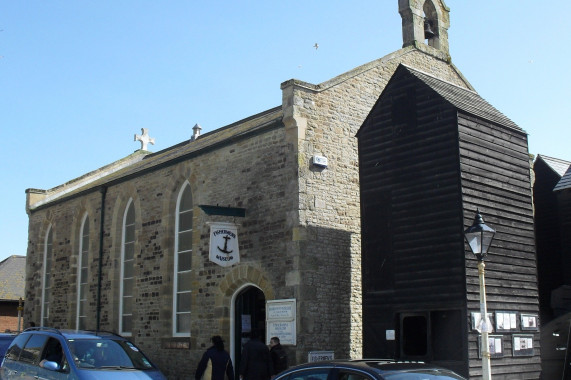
96,186,107,331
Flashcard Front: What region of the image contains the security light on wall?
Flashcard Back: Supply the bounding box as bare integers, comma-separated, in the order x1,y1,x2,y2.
312,155,328,168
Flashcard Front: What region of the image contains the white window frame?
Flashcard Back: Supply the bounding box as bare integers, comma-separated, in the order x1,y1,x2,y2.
119,199,135,336
173,182,192,336
76,213,89,330
41,225,53,327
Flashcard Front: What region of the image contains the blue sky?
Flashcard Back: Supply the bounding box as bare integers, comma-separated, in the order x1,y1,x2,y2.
2,1,570,262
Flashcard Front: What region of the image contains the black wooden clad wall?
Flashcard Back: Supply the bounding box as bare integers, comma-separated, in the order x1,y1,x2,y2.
557,189,571,288
458,113,540,378
359,65,541,379
533,158,565,323
359,70,467,371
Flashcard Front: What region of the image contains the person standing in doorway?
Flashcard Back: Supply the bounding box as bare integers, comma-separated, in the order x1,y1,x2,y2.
195,336,235,380
239,330,272,380
269,337,287,377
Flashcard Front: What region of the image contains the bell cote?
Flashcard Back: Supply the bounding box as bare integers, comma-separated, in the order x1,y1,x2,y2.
399,0,450,56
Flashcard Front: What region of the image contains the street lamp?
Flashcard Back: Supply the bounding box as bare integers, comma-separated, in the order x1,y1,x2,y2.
464,209,495,380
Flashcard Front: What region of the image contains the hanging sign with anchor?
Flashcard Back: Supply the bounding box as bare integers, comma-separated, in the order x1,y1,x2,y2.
209,222,240,267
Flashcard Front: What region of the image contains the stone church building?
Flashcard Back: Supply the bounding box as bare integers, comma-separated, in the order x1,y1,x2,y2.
24,1,539,379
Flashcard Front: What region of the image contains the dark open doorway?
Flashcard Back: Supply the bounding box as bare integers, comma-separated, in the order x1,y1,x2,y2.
234,286,266,378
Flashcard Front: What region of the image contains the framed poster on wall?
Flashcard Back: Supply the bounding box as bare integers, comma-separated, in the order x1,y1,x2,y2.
495,311,518,332
478,335,504,358
520,314,539,331
513,334,534,357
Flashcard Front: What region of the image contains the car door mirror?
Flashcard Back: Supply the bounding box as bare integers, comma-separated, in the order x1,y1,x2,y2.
42,360,61,371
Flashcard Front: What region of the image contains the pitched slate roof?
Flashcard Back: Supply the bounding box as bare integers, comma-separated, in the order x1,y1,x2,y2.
401,64,521,131
538,154,571,178
0,255,26,301
554,165,571,192
28,107,283,211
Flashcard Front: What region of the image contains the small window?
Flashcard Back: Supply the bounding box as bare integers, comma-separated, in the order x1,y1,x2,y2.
5,334,31,361
20,334,49,365
40,337,67,371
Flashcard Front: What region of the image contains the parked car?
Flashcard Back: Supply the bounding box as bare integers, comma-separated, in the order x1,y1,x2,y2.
274,359,466,380
0,334,17,363
0,327,166,379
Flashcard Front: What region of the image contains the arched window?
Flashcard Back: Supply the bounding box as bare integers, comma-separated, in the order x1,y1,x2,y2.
41,225,53,327
174,183,192,335
120,200,135,336
77,214,89,330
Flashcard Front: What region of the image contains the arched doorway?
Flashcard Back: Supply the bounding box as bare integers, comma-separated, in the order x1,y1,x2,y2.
233,286,266,378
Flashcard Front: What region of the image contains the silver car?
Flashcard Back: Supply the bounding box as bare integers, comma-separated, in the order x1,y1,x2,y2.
0,328,166,379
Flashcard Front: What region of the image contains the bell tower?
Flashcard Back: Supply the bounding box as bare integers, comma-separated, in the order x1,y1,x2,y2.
399,0,450,56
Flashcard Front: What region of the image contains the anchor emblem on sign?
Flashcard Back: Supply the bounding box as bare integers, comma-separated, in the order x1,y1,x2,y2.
217,235,233,254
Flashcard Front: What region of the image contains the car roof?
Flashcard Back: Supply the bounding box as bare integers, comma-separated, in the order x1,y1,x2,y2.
280,359,461,375
20,328,128,341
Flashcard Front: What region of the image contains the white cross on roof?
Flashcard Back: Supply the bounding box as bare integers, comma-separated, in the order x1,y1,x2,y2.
134,128,155,151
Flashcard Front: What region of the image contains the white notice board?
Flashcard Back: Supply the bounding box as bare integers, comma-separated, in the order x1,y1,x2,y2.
266,299,296,345
308,351,334,362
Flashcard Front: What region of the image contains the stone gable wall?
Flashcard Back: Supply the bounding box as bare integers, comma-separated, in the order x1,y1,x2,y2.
283,48,470,359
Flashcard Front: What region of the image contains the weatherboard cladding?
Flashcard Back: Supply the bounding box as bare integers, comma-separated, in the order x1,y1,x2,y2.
533,155,568,324
458,106,538,377
359,64,539,378
359,64,468,372
556,170,571,298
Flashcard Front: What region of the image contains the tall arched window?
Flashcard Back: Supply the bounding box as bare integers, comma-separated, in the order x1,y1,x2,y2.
174,183,192,335
41,225,53,327
77,214,89,330
120,200,135,336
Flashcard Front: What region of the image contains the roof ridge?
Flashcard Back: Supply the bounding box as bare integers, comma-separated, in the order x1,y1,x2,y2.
399,64,521,131
400,64,478,95
537,154,571,165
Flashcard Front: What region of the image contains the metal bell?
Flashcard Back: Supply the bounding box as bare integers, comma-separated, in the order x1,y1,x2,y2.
424,19,436,39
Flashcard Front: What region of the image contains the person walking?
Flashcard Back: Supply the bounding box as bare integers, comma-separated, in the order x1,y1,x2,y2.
239,330,272,380
195,336,235,380
269,337,287,377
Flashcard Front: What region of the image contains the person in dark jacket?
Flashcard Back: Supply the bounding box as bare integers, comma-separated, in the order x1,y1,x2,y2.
196,336,235,380
269,337,287,377
239,330,272,380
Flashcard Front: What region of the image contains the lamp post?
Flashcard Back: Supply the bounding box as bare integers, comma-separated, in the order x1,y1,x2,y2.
464,209,496,380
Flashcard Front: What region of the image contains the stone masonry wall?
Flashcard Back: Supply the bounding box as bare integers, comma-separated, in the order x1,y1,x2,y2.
24,124,298,379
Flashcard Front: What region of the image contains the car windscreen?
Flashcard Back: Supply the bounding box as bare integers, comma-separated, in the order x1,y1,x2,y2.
67,338,155,370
